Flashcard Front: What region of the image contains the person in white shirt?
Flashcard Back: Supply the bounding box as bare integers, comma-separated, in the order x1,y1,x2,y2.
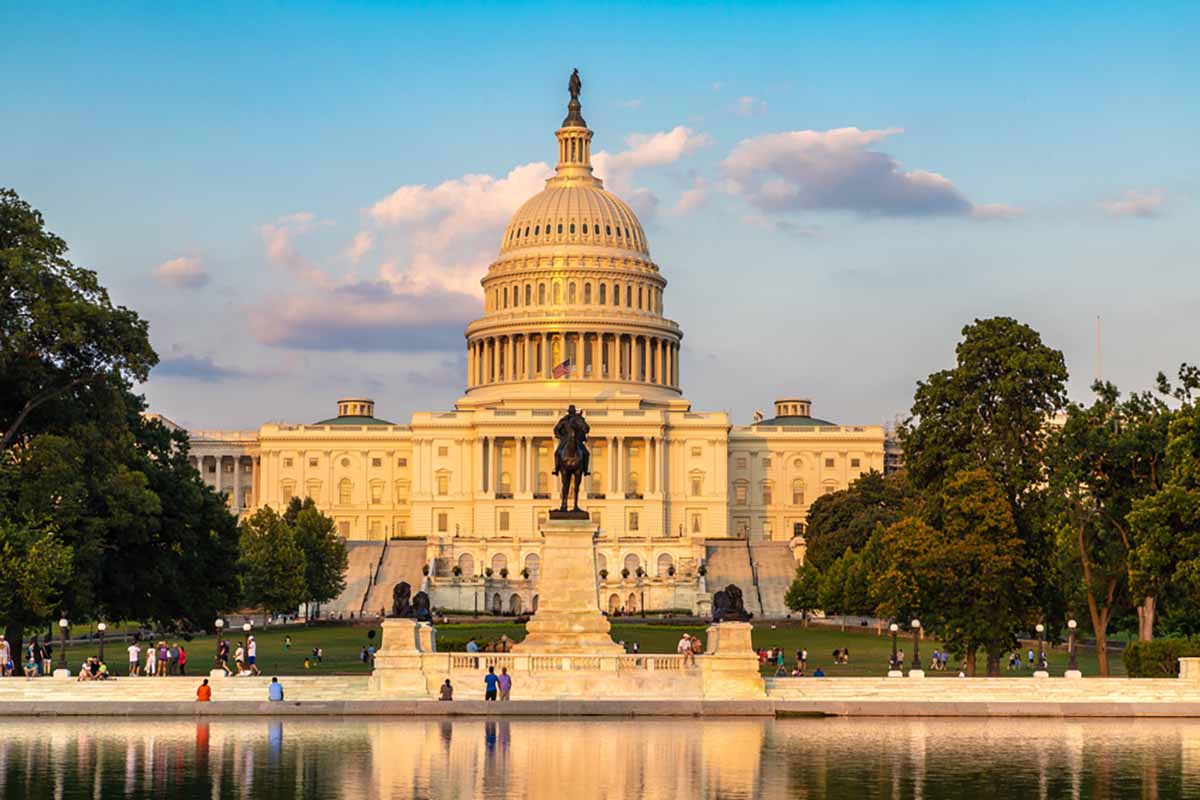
145,645,157,677
677,634,695,666
246,636,260,676
128,643,142,676
234,644,246,675
0,636,11,677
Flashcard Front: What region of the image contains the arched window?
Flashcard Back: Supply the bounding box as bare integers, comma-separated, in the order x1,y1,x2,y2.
599,283,607,304
606,225,612,236
628,471,640,495
525,284,532,305
557,223,563,234
609,594,621,613
582,223,588,234
511,286,518,307
637,286,643,309
657,553,674,577
524,553,540,578
492,593,502,614
554,282,562,304
627,593,639,613
499,471,512,494
538,283,546,304
458,553,475,576
762,481,774,506
624,553,640,574
534,225,540,235
597,553,608,575
568,282,577,304
338,478,352,505
503,287,508,308
613,282,621,305
569,223,576,234
583,283,592,304
791,479,805,506
626,285,633,306
509,594,522,615
492,553,507,574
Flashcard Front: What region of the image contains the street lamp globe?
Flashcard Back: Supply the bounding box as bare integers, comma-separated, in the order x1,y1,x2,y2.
889,623,899,633
1068,619,1077,630
1036,623,1045,633
215,618,224,629
97,622,107,632
242,623,251,633
911,619,921,629
59,618,69,629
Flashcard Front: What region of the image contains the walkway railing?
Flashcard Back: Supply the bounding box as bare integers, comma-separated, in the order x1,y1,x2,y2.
445,653,689,673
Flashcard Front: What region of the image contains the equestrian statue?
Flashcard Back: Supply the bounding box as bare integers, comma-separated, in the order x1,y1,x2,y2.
552,404,590,514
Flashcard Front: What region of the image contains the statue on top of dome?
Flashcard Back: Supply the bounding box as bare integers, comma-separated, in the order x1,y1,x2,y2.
568,68,582,100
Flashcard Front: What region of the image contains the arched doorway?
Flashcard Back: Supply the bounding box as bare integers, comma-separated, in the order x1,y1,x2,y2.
492,553,508,575
657,553,674,577
623,553,640,575
524,553,541,579
626,593,639,614
509,594,523,615
458,553,475,577
491,593,502,615
608,594,621,614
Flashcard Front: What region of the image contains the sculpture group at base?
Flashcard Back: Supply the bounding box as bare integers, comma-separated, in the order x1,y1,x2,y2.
390,581,432,622
712,584,754,622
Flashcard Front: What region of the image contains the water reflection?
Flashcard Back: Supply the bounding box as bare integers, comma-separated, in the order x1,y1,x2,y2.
1,716,1198,799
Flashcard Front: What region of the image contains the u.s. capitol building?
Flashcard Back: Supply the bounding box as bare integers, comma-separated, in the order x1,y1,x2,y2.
181,83,885,617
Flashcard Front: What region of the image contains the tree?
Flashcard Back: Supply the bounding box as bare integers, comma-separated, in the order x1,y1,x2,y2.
238,508,307,615
818,553,851,630
802,471,912,571
0,188,156,451
1049,382,1172,660
868,470,1035,675
784,561,822,626
0,518,73,623
293,506,349,619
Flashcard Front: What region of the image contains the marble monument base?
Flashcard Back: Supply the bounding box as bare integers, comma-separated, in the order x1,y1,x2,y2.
512,517,624,655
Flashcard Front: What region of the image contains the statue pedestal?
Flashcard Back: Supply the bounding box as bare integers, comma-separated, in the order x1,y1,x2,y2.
700,622,765,699
369,618,439,695
513,517,624,654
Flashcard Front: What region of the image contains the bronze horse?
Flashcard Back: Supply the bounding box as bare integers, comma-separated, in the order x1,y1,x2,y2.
553,404,589,512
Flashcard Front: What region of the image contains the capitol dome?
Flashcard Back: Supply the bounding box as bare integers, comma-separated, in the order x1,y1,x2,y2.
460,73,684,409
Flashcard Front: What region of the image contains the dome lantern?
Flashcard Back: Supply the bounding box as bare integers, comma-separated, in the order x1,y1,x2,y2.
554,69,598,185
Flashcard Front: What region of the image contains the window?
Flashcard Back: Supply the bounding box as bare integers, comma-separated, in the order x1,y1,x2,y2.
626,285,632,306
309,458,319,468
338,479,352,505
736,457,747,469
734,481,748,505
243,462,253,473
628,471,640,495
613,282,620,305
690,476,703,497
371,483,383,504
691,513,703,534
824,485,836,495
554,282,562,304
568,282,577,303
224,462,234,473
438,446,448,457
372,458,382,468
794,522,806,537
824,458,835,468
762,458,772,468
762,483,773,505
569,223,575,234
341,457,350,467
538,283,546,304
791,480,805,506
599,284,607,304
637,286,643,309
762,520,774,538
207,463,216,474
736,519,749,539
283,458,293,468
582,223,588,234
338,521,350,537
557,223,563,234
691,447,702,457
590,510,602,527
397,458,407,467
498,511,510,532
525,284,531,305
628,512,639,532
584,283,592,304
241,491,251,508
437,513,448,533
851,458,861,468
437,475,449,495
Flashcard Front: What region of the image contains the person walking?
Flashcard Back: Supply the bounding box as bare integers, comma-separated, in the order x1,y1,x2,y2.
484,666,499,701
284,635,292,652
178,644,188,676
196,678,212,701
217,640,232,675
127,641,141,677
234,642,246,675
498,667,512,700
247,636,261,676
268,677,284,702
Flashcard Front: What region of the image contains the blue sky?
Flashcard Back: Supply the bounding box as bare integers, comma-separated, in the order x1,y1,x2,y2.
3,1,1197,429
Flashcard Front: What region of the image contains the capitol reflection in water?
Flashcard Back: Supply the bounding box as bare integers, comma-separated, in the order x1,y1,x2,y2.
2,717,1200,799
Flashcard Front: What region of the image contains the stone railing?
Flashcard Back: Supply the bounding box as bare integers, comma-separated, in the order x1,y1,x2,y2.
443,653,687,674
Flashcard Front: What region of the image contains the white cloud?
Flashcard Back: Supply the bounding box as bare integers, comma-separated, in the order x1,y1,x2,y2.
730,96,768,117
345,231,375,263
258,211,327,282
153,256,209,289
621,98,644,110
1101,189,1166,219
593,126,711,214
673,178,710,215
722,127,1012,219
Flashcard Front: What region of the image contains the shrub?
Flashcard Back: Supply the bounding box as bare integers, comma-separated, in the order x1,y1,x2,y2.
599,569,609,579
521,568,530,579
451,565,462,577
635,566,645,578
422,564,430,576
1123,639,1200,677
668,565,676,577
485,567,494,578
621,568,630,579
697,564,707,576
500,567,509,579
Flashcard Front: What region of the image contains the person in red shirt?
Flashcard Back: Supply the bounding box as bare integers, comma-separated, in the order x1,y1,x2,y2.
196,679,212,702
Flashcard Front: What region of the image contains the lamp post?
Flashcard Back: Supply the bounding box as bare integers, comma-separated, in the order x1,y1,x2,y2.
910,619,924,678
889,623,900,676
97,622,107,663
58,617,69,674
214,618,224,667
1066,619,1081,678
1034,623,1048,677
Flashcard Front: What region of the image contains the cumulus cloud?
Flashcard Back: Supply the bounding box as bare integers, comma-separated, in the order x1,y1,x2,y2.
722,127,1010,220
673,178,710,215
1101,189,1166,219
153,256,209,289
259,211,327,282
154,354,245,381
730,96,768,117
593,126,711,217
345,231,374,263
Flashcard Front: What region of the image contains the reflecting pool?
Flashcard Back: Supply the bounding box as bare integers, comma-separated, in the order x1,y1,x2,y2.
2,716,1199,799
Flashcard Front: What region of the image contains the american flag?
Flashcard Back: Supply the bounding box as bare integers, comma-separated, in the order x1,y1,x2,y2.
551,358,572,379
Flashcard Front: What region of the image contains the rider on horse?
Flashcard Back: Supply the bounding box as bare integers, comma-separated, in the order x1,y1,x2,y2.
552,404,590,477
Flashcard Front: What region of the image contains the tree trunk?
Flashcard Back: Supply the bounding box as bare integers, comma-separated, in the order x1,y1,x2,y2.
1137,596,1156,641
4,622,25,672
840,613,846,631
986,651,1001,677
802,612,809,629
1085,581,1115,677
965,649,976,676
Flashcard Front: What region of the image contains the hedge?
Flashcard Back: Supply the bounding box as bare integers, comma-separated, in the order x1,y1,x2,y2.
1122,639,1200,677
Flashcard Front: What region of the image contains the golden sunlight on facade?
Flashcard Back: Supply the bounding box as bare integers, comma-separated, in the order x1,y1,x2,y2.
180,86,884,617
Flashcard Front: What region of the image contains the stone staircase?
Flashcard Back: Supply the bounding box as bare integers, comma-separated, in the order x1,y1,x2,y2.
749,542,797,618
0,675,372,703
363,539,428,616
324,541,384,617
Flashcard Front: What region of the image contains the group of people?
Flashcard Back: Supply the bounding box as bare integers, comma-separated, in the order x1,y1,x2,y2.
436,666,515,701
1007,649,1048,671
676,633,703,665
927,649,953,671
214,636,260,676
127,641,189,676
196,676,286,702
1,636,54,678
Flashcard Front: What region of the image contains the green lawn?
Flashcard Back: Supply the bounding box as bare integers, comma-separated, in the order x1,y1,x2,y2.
147,619,1124,678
